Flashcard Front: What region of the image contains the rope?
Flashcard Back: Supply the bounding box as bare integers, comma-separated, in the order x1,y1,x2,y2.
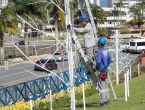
14,44,68,87
16,14,66,48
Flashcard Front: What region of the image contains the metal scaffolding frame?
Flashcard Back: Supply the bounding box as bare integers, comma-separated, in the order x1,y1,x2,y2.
0,67,90,106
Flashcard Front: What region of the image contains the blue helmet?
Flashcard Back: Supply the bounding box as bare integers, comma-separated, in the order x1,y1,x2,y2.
80,15,89,21
98,37,107,45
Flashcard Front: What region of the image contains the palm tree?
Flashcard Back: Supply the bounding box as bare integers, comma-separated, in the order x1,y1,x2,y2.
130,0,145,28
12,0,47,55
45,0,65,49
90,4,106,28
0,2,18,64
115,0,124,25
139,0,145,27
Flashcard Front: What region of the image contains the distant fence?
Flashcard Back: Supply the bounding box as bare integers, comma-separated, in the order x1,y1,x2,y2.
0,67,90,106
4,45,60,59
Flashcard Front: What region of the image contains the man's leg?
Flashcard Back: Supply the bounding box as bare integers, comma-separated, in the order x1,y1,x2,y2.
98,78,110,104
86,60,98,90
86,47,94,60
85,47,98,89
89,73,98,89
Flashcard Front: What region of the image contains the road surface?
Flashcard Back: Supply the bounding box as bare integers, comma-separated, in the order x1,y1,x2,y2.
109,50,141,74
0,61,68,87
0,51,141,87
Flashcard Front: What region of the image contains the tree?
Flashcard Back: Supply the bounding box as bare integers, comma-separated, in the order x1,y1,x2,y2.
13,0,47,23
45,0,65,49
12,0,48,55
0,2,18,64
130,0,145,28
90,4,106,28
97,27,108,37
120,28,129,34
114,0,124,25
115,0,123,12
45,0,65,30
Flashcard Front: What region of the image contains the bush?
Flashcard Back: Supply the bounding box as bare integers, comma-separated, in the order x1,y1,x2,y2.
1,82,96,110
97,27,108,37
120,28,129,34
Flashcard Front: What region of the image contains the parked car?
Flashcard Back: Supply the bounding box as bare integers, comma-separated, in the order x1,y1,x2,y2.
15,40,25,45
121,43,130,53
34,59,57,71
45,25,55,32
53,52,68,62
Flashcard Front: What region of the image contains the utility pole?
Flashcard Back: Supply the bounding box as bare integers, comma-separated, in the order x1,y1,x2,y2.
64,0,76,110
115,30,119,85
25,32,29,55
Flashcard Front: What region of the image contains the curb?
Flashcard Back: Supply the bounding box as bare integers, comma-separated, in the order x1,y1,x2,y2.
0,61,29,69
0,66,4,69
10,61,29,67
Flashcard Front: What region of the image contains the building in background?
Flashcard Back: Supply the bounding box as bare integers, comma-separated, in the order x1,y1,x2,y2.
99,0,113,7
97,0,140,29
107,0,113,7
90,0,113,7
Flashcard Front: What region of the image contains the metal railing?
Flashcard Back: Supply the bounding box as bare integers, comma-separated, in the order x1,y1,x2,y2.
0,67,90,106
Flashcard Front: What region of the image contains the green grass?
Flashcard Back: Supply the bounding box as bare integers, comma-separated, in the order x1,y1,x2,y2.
59,74,145,110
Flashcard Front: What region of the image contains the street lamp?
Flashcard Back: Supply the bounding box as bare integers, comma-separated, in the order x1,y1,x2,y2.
0,0,8,9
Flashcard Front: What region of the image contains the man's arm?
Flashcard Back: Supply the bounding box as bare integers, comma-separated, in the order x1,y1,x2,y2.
107,53,112,66
73,27,89,33
96,51,101,70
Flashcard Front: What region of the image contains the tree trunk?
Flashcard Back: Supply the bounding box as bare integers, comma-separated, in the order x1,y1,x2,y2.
22,22,29,56
0,47,4,64
96,7,98,29
47,9,50,25
55,19,59,50
0,31,4,64
25,34,29,56
96,19,98,29
42,25,45,40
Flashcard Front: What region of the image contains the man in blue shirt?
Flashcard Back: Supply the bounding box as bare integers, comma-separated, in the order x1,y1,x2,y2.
96,37,112,107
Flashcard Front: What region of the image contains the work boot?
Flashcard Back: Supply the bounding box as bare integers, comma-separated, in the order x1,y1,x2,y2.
97,103,106,108
104,101,110,105
97,101,109,108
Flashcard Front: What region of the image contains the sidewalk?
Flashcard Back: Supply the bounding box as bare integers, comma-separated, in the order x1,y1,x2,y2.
0,58,27,69
0,54,52,69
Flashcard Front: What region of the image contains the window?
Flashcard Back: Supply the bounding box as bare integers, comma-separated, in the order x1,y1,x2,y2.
130,31,140,34
137,42,145,46
48,60,55,63
130,42,135,46
54,53,60,55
